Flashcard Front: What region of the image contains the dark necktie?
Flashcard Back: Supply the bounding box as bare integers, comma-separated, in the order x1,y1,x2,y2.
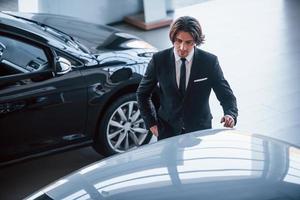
179,57,186,96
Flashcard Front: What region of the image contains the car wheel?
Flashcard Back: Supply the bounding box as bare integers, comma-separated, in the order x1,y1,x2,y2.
93,93,152,156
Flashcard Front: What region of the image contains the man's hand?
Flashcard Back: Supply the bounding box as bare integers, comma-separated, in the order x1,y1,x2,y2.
150,125,159,137
220,115,235,128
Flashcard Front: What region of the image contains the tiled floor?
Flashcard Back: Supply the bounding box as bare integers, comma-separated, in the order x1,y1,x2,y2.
1,0,300,199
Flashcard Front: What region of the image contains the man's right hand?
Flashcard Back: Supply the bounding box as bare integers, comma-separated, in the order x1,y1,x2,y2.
150,125,158,137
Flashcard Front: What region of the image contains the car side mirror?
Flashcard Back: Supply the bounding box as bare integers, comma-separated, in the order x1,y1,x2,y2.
110,68,132,83
56,56,72,75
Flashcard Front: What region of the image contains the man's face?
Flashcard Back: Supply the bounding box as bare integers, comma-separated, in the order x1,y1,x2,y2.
173,31,195,58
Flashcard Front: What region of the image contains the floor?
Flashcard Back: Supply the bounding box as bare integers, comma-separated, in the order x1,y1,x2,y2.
1,0,300,199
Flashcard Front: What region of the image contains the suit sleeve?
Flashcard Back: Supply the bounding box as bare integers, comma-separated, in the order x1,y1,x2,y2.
211,57,238,124
136,57,158,129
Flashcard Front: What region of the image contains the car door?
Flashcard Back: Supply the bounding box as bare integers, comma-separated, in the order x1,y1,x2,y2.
0,33,87,163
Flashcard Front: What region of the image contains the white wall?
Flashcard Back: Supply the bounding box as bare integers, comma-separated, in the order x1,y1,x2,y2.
18,0,174,24
18,0,144,24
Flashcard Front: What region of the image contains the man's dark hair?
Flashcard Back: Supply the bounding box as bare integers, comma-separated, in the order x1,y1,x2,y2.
169,16,205,46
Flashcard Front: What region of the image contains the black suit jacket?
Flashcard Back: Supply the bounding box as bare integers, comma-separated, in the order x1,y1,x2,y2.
137,47,238,139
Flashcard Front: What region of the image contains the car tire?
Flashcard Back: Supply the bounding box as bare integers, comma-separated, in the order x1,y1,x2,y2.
93,93,152,156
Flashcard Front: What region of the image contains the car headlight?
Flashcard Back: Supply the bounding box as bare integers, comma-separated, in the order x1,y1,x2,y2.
123,40,155,49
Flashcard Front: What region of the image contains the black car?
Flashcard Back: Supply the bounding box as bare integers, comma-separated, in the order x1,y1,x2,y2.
0,11,158,165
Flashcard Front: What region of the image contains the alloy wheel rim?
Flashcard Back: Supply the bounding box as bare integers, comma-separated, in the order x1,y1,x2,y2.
106,101,148,153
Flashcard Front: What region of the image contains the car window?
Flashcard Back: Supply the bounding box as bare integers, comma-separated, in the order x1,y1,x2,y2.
0,35,49,77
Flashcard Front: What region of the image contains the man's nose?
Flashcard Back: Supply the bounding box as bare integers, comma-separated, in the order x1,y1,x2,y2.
179,43,186,50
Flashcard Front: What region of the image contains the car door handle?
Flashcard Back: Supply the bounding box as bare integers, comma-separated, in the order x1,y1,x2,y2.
27,97,50,109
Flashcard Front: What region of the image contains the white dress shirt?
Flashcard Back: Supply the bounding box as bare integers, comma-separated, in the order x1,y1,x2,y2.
173,48,194,88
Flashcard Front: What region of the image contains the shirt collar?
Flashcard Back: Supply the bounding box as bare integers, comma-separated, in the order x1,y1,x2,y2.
173,47,194,63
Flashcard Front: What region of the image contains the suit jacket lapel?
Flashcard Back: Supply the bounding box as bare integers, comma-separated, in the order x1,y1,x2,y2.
185,48,201,97
168,48,182,97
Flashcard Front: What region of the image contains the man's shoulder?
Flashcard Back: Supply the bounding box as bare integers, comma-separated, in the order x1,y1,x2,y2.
153,48,173,59
151,47,218,61
195,48,217,61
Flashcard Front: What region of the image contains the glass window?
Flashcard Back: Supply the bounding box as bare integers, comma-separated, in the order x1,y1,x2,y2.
0,35,48,77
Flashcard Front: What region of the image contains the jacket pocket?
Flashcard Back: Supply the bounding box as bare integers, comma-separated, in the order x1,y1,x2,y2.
193,77,208,83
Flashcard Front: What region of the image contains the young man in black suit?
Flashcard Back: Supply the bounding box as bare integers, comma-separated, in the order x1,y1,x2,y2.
137,16,238,140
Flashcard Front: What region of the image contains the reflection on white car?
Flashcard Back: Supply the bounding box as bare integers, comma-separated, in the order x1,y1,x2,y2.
26,129,300,200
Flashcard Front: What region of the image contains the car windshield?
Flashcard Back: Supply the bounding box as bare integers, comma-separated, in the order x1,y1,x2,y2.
42,25,78,48
40,24,90,54
9,13,90,54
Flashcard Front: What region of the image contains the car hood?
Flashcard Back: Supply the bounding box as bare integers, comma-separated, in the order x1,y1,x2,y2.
26,129,300,200
3,12,155,54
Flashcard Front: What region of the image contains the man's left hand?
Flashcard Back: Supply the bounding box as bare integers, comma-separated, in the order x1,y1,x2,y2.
220,115,235,128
